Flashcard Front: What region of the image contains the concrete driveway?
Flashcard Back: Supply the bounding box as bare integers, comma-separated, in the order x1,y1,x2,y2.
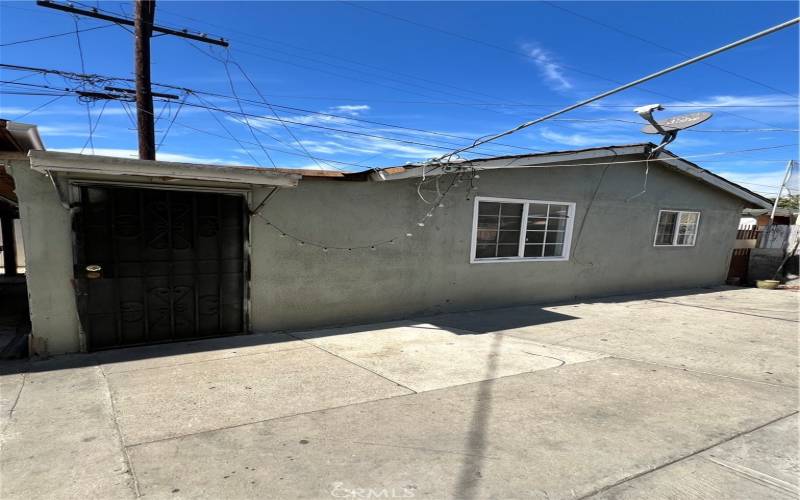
1,287,797,499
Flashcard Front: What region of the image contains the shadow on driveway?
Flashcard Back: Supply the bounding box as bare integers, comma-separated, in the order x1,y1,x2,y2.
0,286,763,376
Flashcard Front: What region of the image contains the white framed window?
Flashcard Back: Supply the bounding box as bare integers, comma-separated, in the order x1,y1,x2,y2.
653,210,700,247
470,196,576,263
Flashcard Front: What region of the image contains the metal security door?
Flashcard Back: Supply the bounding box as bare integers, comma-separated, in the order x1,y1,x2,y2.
74,186,246,350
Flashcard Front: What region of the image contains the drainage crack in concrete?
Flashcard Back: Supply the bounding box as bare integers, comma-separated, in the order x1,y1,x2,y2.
1,369,27,437
500,333,797,390
575,410,800,500
96,360,142,498
520,351,566,368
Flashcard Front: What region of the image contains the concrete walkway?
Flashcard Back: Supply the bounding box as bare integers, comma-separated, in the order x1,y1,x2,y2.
1,287,797,499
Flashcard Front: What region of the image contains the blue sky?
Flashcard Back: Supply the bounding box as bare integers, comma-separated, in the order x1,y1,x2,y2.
1,1,798,196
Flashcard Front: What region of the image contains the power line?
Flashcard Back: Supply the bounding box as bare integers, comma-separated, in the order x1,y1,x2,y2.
0,64,547,156
543,1,797,98
0,24,114,47
9,94,67,120
425,17,800,162
71,15,96,154
446,144,798,171
2,78,499,160
156,5,574,110
5,83,795,172
4,63,795,153
551,118,799,133
344,1,796,131
35,0,229,47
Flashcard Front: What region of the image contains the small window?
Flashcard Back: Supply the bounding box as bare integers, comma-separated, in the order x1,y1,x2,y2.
654,210,700,247
471,197,575,262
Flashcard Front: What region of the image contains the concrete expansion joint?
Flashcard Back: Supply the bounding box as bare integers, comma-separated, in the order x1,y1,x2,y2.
648,299,799,323
576,410,800,500
96,361,142,498
121,356,591,450
282,331,419,394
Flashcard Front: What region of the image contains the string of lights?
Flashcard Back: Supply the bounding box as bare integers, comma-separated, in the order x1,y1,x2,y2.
252,168,473,252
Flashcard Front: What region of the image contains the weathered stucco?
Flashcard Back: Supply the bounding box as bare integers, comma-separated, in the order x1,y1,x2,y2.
249,155,743,333
6,160,81,355
9,154,744,355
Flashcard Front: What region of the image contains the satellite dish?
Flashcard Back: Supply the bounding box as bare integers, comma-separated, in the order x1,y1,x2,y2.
641,111,712,134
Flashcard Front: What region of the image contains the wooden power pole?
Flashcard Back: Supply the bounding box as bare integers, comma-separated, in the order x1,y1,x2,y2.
36,0,228,160
134,0,156,160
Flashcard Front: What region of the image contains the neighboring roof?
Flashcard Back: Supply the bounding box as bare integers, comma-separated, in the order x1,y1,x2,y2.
28,150,302,188
0,120,45,154
368,143,772,209
0,120,45,207
742,207,798,218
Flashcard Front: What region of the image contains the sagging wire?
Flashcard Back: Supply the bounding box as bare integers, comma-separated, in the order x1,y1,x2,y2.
79,99,108,154
184,42,342,171
220,50,278,169
155,92,188,152
189,90,264,167
626,130,678,202
225,53,345,172
72,15,95,154
11,94,67,121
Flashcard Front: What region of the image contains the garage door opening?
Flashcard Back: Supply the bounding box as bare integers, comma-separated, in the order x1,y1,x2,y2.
73,185,247,350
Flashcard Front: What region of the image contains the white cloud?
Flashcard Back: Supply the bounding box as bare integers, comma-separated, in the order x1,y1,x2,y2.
664,94,797,109
716,168,799,197
331,104,370,115
539,128,636,147
520,43,573,91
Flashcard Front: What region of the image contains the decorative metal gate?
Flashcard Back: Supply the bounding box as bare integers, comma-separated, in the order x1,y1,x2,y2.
73,185,246,350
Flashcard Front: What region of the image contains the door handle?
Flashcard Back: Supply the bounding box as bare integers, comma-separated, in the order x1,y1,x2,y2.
86,264,102,279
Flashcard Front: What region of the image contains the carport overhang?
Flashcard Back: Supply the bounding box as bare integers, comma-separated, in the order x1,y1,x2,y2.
27,150,300,189
23,150,302,209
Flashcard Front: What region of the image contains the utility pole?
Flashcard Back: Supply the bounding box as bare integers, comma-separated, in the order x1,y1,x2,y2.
762,159,797,248
36,0,228,160
135,0,156,160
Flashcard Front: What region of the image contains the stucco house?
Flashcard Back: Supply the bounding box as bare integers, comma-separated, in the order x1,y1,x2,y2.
1,122,770,356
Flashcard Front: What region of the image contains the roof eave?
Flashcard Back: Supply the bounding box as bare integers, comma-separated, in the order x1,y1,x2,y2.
653,150,772,209
370,144,648,182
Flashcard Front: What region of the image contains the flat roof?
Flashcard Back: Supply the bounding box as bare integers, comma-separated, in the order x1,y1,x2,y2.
368,143,772,209
28,150,302,188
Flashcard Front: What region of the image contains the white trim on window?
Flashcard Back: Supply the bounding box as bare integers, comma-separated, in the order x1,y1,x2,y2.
470,196,576,264
653,209,701,247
